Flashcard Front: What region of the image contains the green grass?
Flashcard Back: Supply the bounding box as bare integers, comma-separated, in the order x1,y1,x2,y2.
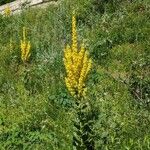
0,0,150,149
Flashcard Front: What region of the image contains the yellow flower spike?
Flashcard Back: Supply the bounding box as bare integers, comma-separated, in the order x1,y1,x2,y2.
64,13,92,98
20,27,31,63
72,13,78,53
4,6,11,16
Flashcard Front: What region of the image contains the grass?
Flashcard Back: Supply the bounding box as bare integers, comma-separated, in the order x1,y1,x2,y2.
0,0,150,149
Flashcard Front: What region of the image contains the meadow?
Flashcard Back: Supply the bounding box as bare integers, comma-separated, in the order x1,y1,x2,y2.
0,0,150,149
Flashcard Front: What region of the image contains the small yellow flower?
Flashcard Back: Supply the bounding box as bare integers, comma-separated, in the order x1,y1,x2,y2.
64,13,92,98
4,6,11,16
20,27,31,63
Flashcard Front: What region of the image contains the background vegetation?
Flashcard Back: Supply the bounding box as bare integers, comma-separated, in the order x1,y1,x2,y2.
0,0,15,5
0,0,150,149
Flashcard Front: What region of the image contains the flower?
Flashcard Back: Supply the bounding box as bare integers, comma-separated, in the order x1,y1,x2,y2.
20,27,31,63
64,13,92,98
4,6,11,16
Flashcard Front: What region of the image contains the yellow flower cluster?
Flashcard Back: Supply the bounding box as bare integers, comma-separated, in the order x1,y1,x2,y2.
64,14,92,98
4,6,11,16
20,27,31,63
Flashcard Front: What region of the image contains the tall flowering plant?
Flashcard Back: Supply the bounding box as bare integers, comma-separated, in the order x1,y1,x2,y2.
64,13,95,150
4,6,11,16
20,27,31,63
64,15,92,99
